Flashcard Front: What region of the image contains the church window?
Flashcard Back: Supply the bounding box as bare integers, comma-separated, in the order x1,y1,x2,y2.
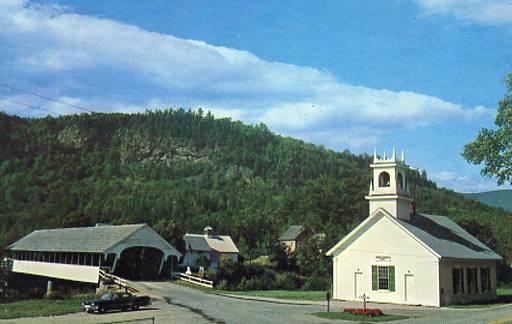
467,268,478,293
480,268,491,292
397,173,404,189
372,265,395,291
453,268,464,294
378,172,391,187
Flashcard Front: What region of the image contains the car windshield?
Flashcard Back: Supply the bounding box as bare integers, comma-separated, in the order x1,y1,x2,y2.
100,293,112,300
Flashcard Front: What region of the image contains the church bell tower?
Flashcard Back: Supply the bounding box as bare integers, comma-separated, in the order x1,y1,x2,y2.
365,148,414,221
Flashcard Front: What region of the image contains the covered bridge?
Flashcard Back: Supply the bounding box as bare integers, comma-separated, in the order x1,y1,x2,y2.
8,223,182,283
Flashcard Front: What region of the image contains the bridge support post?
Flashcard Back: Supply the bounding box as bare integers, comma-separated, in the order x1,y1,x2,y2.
46,280,53,297
158,256,166,276
111,254,119,274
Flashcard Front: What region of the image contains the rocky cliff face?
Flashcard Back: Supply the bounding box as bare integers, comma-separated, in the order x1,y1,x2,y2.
119,132,209,165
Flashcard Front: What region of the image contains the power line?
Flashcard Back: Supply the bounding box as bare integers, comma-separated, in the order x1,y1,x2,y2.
0,97,56,116
0,82,94,113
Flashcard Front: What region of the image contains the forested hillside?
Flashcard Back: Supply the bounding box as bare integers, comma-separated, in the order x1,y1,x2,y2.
463,190,512,212
1,110,511,269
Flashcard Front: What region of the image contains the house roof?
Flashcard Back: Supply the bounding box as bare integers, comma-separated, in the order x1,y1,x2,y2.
327,209,502,261
184,234,239,253
397,214,501,260
278,225,305,241
8,224,182,257
310,233,326,241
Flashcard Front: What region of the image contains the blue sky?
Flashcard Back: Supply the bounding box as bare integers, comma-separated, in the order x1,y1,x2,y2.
1,0,511,192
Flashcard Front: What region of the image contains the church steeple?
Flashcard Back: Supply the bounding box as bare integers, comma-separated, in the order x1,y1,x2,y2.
365,148,414,221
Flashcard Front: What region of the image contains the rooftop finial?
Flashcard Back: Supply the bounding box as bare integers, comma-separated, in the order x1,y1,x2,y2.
401,149,405,162
383,150,387,160
373,148,377,163
391,146,396,161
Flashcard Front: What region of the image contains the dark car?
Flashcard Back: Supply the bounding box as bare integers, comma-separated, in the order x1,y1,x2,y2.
82,292,151,313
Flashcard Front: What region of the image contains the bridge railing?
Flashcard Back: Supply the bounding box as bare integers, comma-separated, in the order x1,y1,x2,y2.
99,268,138,293
177,272,213,288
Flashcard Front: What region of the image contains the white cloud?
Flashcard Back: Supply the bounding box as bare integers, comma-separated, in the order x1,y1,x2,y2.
0,1,495,158
416,0,512,26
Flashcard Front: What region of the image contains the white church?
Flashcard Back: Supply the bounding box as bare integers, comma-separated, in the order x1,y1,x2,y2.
326,150,502,307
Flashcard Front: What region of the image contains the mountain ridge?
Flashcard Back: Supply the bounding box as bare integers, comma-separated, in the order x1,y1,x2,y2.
1,109,511,264
463,190,512,212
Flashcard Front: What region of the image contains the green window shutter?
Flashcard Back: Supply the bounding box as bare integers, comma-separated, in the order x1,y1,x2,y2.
372,266,378,291
389,266,395,292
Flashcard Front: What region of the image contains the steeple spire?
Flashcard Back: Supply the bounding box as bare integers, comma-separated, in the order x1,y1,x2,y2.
366,147,414,221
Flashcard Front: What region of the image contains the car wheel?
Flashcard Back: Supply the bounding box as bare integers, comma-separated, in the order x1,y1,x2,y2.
99,307,105,314
132,305,139,311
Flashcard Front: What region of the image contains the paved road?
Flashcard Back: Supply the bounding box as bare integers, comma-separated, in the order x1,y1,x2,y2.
136,281,328,324
3,281,512,323
138,281,512,324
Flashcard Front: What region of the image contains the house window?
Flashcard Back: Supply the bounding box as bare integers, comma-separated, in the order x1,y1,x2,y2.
481,268,491,292
452,268,464,294
372,265,395,291
467,268,478,294
378,172,391,187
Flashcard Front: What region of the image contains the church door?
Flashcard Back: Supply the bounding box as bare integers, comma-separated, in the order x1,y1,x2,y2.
354,271,363,299
405,274,414,302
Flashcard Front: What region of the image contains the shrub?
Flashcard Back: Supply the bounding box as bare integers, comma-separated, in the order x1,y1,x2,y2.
215,280,229,291
343,308,383,317
301,274,330,291
275,272,303,290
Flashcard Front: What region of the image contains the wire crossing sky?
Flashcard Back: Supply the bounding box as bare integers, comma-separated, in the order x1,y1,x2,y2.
0,0,511,192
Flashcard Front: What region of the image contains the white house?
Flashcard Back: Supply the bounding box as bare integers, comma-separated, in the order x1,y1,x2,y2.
326,150,502,307
182,226,239,269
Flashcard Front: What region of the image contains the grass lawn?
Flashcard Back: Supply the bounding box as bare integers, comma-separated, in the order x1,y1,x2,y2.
228,290,326,301
0,295,91,319
312,312,408,322
498,288,512,297
174,280,326,301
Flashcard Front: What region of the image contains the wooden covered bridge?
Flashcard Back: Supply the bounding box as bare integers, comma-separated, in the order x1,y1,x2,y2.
7,224,182,283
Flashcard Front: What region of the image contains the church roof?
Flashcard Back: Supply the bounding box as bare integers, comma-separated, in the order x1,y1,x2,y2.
398,214,501,260
326,209,502,261
184,234,239,253
278,225,305,241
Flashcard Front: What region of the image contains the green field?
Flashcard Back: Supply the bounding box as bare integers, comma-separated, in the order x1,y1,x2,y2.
174,281,326,301
0,296,90,319
228,290,326,301
311,312,408,322
497,287,512,297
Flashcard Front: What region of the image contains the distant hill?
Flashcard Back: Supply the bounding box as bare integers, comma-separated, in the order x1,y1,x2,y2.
463,190,512,212
1,110,512,263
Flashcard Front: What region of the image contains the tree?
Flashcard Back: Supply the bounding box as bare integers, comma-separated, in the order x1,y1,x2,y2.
463,73,512,185
0,250,8,303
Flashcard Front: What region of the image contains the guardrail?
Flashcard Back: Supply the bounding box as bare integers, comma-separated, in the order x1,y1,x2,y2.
178,272,214,288
99,268,138,293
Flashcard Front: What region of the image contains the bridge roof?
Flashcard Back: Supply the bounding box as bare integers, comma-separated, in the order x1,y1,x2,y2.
8,223,181,257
